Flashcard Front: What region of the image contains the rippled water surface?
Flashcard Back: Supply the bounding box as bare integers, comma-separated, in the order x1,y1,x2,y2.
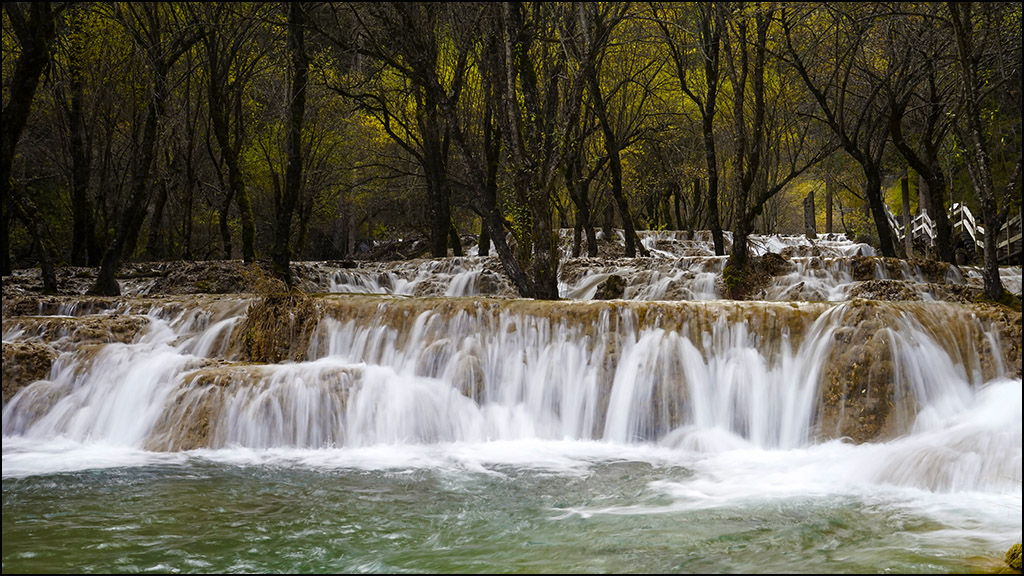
3,438,1020,574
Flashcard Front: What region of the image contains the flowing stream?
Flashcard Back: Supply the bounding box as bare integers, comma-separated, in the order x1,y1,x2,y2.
2,233,1021,573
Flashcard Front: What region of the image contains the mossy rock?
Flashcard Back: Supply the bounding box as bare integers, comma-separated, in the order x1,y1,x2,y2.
721,253,794,300
848,280,923,302
2,341,58,405
1007,542,1022,572
594,275,626,300
909,258,956,284
237,292,322,363
5,314,149,350
974,289,1023,314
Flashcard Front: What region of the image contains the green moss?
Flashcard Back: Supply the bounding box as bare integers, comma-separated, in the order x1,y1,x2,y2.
974,289,1023,313
238,291,321,363
1007,542,1022,572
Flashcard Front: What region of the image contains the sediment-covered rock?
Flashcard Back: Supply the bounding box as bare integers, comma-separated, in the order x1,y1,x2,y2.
145,362,361,451
3,314,150,349
2,341,58,405
236,292,322,363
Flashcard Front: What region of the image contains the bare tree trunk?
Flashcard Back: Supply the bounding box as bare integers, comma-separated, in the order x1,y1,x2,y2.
272,2,309,287
90,4,194,295
804,191,817,240
703,113,725,256
10,189,58,294
68,56,95,266
2,2,58,276
865,170,899,258
448,222,462,257
825,172,833,234
948,2,1014,300
586,62,648,258
144,176,169,260
90,74,164,295
219,187,234,260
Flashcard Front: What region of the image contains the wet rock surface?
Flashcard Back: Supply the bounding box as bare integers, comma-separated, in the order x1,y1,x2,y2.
2,341,58,405
4,314,150,349
593,275,626,300
818,302,905,443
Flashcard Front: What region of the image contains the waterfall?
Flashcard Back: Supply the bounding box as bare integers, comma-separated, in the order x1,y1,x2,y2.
3,296,1013,464
3,231,1020,507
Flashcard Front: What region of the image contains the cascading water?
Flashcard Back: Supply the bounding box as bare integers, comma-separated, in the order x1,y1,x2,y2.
2,231,1021,573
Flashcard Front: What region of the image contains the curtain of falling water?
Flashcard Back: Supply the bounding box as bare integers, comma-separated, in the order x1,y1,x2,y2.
2,298,1013,461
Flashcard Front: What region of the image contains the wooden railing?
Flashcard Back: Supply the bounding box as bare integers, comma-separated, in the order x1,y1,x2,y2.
885,203,1022,264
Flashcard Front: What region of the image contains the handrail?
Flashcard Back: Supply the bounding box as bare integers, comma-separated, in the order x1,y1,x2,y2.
882,202,1020,264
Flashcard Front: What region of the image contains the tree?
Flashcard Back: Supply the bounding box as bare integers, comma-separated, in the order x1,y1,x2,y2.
318,3,468,259
575,2,650,259
563,104,606,257
488,2,576,298
3,2,62,282
947,1,1021,301
269,1,310,286
652,1,727,255
780,3,901,257
721,4,831,296
881,2,957,264
88,3,196,295
54,3,101,267
189,2,270,263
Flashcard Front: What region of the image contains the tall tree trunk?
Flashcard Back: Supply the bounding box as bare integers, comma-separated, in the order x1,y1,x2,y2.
925,175,954,263
674,184,684,235
206,40,255,263
431,10,531,297
901,174,912,258
603,201,615,244
2,2,58,276
565,151,588,258
448,223,463,257
144,175,170,260
703,113,725,256
68,59,95,266
530,188,560,300
10,189,58,293
211,109,255,262
478,99,501,258
219,187,234,260
421,104,451,258
864,168,898,258
889,103,956,263
182,155,195,260
825,172,833,234
272,2,309,286
725,220,752,300
90,5,194,295
586,71,648,258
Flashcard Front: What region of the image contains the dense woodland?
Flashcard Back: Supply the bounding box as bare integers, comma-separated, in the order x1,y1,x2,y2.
2,2,1020,300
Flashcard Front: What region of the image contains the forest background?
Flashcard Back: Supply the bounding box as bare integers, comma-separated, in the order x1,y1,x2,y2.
2,2,1020,300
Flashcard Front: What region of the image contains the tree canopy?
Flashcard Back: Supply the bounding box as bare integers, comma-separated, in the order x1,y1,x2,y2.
3,1,1020,298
